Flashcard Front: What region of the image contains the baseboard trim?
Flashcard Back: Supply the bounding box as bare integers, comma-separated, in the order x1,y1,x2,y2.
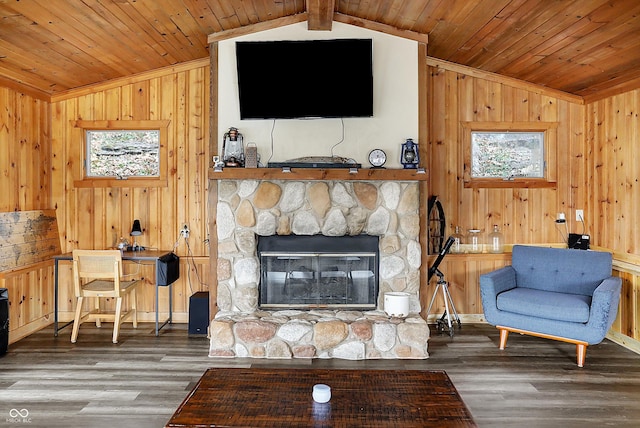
607,330,640,355
8,316,52,344
425,313,486,323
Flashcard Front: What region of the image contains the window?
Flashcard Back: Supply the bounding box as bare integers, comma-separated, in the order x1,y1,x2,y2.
86,130,160,178
471,131,544,179
73,120,170,188
462,122,557,188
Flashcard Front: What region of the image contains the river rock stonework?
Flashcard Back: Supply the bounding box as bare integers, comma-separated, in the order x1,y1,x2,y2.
210,179,429,359
210,310,429,359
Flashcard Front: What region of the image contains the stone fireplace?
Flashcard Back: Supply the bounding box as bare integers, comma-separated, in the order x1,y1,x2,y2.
209,179,429,359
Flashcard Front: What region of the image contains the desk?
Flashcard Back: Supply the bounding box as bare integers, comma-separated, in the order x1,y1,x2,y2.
53,250,178,337
166,368,477,427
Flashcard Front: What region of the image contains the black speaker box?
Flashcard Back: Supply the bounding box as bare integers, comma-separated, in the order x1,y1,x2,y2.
0,288,8,356
189,291,209,335
157,253,180,286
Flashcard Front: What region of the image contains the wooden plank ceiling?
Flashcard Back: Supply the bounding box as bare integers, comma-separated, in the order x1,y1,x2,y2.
1,0,639,102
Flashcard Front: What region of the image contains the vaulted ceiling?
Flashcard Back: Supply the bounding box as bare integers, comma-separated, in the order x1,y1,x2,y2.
1,0,639,102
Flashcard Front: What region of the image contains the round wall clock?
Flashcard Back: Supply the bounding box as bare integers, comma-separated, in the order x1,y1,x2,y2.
368,149,387,168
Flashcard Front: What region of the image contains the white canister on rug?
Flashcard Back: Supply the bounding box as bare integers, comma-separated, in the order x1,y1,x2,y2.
384,292,410,318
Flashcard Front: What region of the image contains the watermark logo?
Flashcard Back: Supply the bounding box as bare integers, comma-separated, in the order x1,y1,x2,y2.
7,408,32,424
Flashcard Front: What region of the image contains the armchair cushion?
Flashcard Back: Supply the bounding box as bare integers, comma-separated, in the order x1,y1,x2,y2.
496,288,591,323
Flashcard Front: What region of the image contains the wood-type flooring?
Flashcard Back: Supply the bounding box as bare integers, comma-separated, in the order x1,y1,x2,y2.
1,322,639,427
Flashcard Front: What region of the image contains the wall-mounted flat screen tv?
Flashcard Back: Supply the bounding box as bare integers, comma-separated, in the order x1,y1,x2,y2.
236,39,373,120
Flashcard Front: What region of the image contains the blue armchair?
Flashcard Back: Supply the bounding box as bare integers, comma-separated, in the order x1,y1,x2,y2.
480,245,622,367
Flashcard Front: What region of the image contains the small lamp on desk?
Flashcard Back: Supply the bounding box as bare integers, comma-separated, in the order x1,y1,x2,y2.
130,219,144,251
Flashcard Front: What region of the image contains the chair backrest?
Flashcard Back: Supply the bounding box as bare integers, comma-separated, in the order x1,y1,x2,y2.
72,250,123,297
511,245,613,296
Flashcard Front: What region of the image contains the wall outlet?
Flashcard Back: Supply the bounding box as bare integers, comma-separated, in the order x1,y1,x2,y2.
576,209,584,222
181,224,190,239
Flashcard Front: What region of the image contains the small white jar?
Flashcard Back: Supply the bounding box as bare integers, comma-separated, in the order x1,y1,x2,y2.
312,384,331,403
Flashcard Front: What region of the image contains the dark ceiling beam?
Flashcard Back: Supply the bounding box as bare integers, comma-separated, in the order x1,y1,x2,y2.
306,0,335,31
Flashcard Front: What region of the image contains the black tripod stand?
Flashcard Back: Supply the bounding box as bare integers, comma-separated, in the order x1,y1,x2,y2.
426,236,461,337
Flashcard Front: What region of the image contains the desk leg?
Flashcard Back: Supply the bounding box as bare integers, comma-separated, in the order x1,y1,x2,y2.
54,258,59,336
169,283,173,325
155,280,159,336
154,259,173,336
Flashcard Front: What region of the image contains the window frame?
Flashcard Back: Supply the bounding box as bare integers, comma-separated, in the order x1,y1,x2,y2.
462,121,558,188
73,120,170,188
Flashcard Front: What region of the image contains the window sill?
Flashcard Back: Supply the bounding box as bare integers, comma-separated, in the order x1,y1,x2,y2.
74,178,168,188
464,179,556,189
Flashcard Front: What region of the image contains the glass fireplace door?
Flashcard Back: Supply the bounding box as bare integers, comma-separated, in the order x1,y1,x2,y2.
259,252,377,309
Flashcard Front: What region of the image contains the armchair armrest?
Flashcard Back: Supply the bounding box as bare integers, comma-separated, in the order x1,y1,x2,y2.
480,266,517,295
586,276,622,338
480,266,517,325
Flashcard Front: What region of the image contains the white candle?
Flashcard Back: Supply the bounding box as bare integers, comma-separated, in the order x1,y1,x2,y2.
313,384,331,403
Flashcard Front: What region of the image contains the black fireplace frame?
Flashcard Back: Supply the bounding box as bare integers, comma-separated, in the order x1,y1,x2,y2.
257,235,380,310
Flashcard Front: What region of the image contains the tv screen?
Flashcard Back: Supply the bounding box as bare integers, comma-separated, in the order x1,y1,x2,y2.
236,39,373,120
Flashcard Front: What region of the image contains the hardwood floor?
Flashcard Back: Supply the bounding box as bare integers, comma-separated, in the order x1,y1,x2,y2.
1,322,639,427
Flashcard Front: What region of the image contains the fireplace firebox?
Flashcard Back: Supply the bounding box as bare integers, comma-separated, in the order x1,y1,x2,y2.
258,235,379,310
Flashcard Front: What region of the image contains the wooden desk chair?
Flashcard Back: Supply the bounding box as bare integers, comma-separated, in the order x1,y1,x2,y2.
71,250,140,344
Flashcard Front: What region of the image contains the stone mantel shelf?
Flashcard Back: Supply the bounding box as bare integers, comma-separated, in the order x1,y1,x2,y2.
208,167,429,181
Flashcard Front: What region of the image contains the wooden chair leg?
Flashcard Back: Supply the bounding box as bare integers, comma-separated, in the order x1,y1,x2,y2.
576,343,587,368
94,297,102,328
131,289,138,329
112,297,123,344
71,296,84,343
499,328,509,350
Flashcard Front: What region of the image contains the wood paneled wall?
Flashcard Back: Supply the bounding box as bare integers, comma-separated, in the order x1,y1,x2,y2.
0,261,54,342
586,88,640,348
0,86,50,212
425,63,640,350
427,61,586,246
49,60,211,322
609,263,640,352
421,254,511,322
424,60,586,318
0,87,52,342
585,89,640,255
